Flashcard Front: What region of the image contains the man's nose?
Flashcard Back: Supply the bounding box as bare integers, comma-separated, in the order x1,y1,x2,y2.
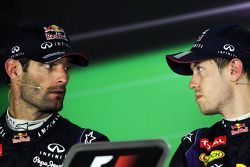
56,67,69,85
189,75,198,89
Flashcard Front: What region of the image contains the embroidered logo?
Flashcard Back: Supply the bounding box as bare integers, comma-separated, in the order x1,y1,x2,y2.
12,133,30,143
223,44,235,52
37,115,59,138
0,125,6,138
199,150,225,166
85,131,96,144
200,136,226,151
43,25,68,41
236,164,247,167
41,42,53,49
211,164,223,167
196,29,210,42
231,123,248,135
11,46,20,53
183,133,193,142
47,143,65,153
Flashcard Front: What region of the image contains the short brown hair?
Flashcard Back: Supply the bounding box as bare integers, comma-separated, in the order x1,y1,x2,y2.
213,57,250,80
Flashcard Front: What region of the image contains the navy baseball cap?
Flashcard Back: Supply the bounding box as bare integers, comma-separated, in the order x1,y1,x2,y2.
4,23,88,67
166,25,250,75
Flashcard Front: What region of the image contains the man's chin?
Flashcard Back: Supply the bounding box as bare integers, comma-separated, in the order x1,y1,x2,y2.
40,109,61,114
200,109,218,116
40,104,63,114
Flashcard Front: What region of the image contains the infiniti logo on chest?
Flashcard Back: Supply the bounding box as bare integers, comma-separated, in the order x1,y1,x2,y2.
47,143,65,153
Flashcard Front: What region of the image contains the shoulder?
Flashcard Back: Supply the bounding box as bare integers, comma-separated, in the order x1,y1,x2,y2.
79,128,109,144
180,121,223,152
57,115,109,143
55,115,82,133
180,128,203,150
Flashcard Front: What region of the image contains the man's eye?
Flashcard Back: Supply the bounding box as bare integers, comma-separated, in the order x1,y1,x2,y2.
197,66,204,72
44,64,53,69
64,65,72,71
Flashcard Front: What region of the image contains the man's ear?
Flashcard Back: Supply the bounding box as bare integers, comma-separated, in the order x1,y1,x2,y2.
229,58,244,82
5,59,23,80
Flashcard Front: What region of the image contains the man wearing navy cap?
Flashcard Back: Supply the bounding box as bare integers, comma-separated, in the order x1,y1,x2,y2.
166,25,250,167
0,22,109,167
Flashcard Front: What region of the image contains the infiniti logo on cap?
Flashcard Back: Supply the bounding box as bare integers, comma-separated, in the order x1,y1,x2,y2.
11,46,20,53
223,44,235,52
41,42,53,49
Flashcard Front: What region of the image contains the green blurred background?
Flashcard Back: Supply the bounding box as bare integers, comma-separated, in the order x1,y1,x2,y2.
0,42,221,166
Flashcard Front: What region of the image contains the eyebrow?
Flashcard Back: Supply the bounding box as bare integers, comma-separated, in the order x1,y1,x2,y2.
190,62,201,70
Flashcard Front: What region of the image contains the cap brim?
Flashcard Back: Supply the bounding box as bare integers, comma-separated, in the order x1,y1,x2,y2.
62,52,89,67
165,51,210,75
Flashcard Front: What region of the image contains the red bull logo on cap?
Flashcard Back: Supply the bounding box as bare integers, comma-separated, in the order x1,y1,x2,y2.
231,123,248,136
43,25,68,41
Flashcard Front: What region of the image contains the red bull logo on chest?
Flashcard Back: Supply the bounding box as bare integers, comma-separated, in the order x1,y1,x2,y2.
231,123,248,136
12,133,31,143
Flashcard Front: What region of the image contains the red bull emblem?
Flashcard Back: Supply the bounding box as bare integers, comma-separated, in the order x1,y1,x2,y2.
12,133,31,143
231,123,248,135
43,25,68,41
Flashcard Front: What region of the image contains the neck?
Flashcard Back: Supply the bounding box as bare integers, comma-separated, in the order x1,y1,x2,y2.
222,83,250,119
225,112,250,121
6,109,51,131
9,90,51,121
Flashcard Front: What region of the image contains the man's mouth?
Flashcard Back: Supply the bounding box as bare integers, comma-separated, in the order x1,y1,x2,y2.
48,87,66,97
196,95,202,102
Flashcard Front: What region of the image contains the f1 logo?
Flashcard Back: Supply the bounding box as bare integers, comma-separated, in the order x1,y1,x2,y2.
90,155,113,167
90,155,138,167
